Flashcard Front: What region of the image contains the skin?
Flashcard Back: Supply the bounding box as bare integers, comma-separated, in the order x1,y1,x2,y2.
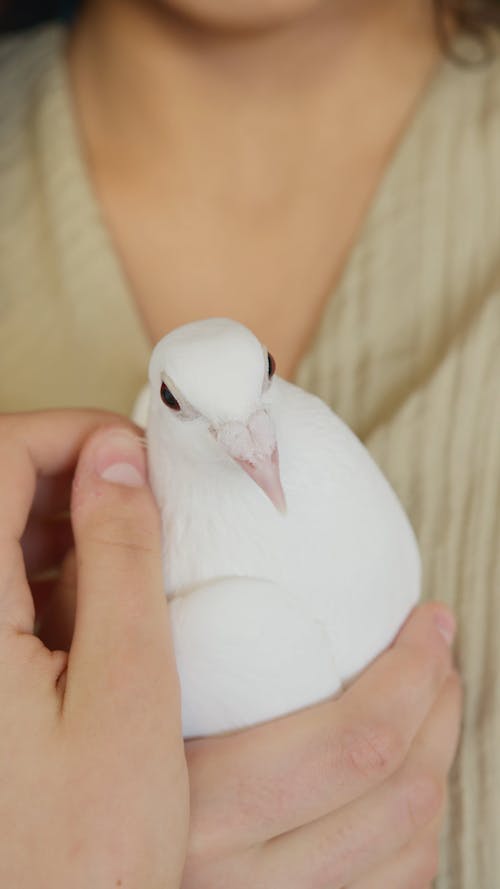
69,0,441,377
2,0,462,885
0,412,189,889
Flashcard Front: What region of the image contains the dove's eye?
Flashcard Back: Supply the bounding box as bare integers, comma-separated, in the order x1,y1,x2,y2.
160,382,181,411
267,352,276,380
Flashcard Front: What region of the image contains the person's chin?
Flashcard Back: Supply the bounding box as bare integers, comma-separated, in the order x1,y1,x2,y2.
161,0,324,32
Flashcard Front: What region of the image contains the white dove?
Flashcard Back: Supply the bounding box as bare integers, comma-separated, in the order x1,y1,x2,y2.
135,318,420,738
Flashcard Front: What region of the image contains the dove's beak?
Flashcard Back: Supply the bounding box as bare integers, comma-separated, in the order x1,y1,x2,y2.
233,447,287,514
214,412,287,514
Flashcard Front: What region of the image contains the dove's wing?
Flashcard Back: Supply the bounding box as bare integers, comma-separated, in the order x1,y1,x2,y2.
170,578,342,738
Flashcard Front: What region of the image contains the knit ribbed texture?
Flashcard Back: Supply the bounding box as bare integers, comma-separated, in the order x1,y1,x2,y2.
1,25,499,889
0,26,151,416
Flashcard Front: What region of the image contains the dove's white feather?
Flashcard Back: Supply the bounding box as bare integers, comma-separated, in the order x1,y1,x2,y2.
136,319,420,738
169,578,339,736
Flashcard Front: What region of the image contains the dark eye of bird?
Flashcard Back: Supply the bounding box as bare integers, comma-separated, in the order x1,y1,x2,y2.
267,352,276,380
160,382,181,411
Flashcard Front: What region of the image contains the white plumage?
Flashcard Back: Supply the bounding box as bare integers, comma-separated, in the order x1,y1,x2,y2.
134,318,420,738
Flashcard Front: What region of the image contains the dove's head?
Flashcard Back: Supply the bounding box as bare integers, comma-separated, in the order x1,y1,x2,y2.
148,318,286,512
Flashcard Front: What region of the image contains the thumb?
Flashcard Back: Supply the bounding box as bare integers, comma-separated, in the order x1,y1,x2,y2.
63,425,179,727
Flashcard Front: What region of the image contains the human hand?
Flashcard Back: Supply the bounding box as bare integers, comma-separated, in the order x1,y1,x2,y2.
183,603,461,889
0,411,188,889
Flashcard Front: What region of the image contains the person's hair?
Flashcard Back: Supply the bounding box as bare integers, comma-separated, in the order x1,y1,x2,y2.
436,0,500,37
0,0,499,37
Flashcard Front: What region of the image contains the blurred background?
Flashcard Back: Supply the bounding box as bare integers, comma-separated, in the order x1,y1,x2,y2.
0,1,76,31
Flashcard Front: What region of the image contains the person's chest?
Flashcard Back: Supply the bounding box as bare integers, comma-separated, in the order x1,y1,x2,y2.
69,22,442,380
89,165,385,381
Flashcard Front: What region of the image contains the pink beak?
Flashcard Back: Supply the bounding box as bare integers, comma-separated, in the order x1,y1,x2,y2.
214,412,287,514
234,446,287,514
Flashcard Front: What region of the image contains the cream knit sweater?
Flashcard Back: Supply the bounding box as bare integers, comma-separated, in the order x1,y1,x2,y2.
1,24,499,889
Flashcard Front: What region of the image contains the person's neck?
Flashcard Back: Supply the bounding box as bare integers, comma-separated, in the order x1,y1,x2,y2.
69,0,438,202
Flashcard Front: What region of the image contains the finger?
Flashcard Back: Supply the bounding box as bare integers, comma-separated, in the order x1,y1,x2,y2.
62,426,181,738
261,673,461,889
0,410,126,635
347,814,444,889
0,411,127,539
186,602,455,845
407,671,462,777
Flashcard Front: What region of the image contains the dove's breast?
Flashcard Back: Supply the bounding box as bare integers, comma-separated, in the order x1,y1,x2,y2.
153,378,420,686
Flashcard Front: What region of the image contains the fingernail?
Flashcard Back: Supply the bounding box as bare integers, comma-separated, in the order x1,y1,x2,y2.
434,608,456,646
93,429,146,488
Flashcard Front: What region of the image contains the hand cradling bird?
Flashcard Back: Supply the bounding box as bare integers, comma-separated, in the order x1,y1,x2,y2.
133,318,420,739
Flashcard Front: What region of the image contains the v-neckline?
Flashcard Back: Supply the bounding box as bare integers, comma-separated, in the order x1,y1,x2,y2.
47,24,461,392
